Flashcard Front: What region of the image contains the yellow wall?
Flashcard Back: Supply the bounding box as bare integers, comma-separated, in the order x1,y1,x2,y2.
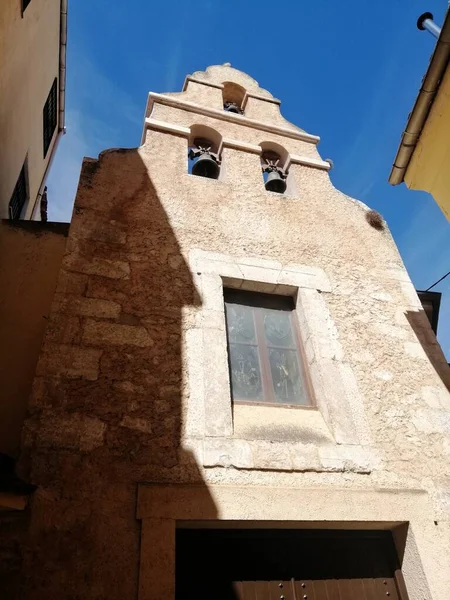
0,220,68,457
405,65,450,221
0,0,60,220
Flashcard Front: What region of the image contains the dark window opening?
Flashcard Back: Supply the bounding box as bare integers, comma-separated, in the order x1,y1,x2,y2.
22,0,32,13
43,78,58,158
188,137,221,180
9,163,28,220
224,289,312,406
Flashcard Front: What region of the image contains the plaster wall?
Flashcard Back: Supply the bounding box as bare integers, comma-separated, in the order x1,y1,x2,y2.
405,65,450,221
18,65,450,600
0,221,68,457
0,0,60,219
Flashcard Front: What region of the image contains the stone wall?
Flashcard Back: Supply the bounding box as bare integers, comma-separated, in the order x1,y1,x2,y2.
17,66,450,600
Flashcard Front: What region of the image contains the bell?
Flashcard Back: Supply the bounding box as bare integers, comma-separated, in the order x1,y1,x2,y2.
265,169,287,194
224,102,240,114
191,152,220,179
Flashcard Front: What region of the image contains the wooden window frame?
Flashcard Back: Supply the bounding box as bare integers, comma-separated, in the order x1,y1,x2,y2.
224,289,315,408
43,78,58,158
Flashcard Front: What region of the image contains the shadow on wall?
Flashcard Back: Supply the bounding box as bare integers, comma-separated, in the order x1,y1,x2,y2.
15,149,221,600
405,309,450,391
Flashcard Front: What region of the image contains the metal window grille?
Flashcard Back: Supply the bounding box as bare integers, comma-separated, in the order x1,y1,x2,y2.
22,0,32,12
224,289,313,407
43,78,58,158
9,164,28,220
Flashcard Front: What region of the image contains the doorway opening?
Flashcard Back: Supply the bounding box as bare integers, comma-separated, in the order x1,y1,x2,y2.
176,528,409,599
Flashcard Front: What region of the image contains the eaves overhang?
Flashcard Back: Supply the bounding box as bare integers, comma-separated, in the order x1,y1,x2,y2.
389,10,450,185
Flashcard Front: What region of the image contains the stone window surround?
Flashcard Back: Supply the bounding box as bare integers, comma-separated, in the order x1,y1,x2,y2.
185,250,375,474
136,483,435,600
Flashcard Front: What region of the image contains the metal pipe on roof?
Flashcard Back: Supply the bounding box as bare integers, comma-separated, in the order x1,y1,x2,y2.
417,12,442,39
389,10,450,186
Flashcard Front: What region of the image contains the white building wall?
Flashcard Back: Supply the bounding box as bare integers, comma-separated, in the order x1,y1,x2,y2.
0,0,61,220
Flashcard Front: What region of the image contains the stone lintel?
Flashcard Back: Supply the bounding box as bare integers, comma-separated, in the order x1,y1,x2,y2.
137,483,430,521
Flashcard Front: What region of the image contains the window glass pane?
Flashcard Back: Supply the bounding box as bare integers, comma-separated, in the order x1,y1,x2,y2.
268,348,308,405
225,303,257,344
262,308,295,348
228,343,263,401
224,290,311,406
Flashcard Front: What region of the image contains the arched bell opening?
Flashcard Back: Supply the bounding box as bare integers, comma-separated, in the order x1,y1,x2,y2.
259,142,290,194
188,125,222,180
222,82,245,115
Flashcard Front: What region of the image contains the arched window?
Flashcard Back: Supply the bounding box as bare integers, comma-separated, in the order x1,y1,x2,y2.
259,142,289,194
188,125,222,180
222,82,245,115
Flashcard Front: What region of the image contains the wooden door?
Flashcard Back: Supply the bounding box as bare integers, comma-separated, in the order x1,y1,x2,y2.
175,529,409,600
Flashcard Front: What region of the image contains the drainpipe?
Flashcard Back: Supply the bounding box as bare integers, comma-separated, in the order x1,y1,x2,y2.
30,0,68,220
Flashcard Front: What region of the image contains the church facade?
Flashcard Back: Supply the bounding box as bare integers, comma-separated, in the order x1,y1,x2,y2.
16,65,450,599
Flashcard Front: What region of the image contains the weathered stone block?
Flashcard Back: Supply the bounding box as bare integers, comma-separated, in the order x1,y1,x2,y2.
237,265,280,285
54,295,122,319
36,413,106,452
250,440,292,471
120,416,152,434
75,215,127,245
66,256,130,280
45,314,82,345
198,259,243,279
238,256,282,270
318,445,371,473
200,274,224,309
36,344,102,380
55,270,88,296
278,266,331,292
201,309,226,330
82,320,154,347
203,438,253,468
202,327,233,437
290,443,321,471
309,359,360,445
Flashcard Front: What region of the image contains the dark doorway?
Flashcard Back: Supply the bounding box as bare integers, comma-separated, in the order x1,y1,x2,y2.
176,528,409,599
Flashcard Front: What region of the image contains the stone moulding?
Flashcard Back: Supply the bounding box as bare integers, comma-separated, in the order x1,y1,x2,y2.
144,92,321,144
143,118,331,170
182,76,283,106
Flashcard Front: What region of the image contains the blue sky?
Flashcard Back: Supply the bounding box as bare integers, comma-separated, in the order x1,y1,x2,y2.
47,0,450,357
